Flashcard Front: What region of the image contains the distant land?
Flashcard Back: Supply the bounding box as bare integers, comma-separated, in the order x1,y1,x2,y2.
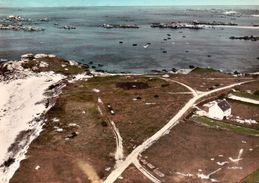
0,0,259,7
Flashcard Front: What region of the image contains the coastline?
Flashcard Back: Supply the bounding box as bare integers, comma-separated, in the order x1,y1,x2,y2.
0,54,90,183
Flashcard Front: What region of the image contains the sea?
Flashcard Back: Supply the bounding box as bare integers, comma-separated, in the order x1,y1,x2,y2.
0,6,259,73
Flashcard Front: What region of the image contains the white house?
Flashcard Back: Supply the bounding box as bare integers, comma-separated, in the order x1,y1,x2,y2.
203,99,231,120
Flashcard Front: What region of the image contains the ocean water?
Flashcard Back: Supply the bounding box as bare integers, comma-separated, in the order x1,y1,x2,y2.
0,6,259,73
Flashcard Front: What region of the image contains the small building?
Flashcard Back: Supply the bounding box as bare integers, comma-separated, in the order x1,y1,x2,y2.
203,99,231,120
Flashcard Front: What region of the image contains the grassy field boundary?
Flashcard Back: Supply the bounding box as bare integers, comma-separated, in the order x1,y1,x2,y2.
241,169,259,183
232,91,259,101
191,67,218,73
191,116,259,137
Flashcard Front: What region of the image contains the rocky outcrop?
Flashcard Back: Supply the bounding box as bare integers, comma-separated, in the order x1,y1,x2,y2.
150,20,238,30
0,24,44,32
193,20,238,26
229,35,259,41
0,15,44,32
103,24,139,29
151,22,203,30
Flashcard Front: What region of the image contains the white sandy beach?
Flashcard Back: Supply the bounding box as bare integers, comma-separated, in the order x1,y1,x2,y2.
0,64,64,183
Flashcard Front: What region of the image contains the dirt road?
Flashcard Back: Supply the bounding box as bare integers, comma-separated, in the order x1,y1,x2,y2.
104,79,254,183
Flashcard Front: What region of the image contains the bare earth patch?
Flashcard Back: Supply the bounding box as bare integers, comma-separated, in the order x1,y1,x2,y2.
115,165,151,183
227,99,259,130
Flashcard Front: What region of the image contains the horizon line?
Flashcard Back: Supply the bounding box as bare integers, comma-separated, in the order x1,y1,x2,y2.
1,4,259,8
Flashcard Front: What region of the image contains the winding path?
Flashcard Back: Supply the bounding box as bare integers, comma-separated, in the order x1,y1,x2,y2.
110,121,124,166
97,97,124,167
133,159,161,183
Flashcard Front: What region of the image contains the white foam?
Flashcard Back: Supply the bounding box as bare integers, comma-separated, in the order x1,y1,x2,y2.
34,53,48,59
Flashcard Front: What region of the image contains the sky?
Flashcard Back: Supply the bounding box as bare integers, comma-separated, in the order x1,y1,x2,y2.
0,0,259,7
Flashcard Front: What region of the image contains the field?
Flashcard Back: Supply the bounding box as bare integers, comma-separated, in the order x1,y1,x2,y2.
234,80,259,94
7,62,259,183
168,68,252,92
115,165,151,183
242,169,259,183
227,99,259,130
10,74,192,182
86,75,192,153
142,121,259,183
10,80,116,183
192,116,259,136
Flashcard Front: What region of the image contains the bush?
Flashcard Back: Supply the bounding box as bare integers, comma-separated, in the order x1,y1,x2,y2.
254,90,259,96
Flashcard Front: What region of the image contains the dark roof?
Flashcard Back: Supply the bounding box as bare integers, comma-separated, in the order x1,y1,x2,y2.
217,100,231,112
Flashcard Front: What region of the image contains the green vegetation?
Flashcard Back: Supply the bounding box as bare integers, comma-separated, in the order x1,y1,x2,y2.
97,120,108,127
22,58,87,76
233,91,259,101
70,92,94,102
55,65,86,75
86,75,123,89
191,67,218,74
241,169,259,183
254,90,259,96
87,75,120,83
191,116,259,136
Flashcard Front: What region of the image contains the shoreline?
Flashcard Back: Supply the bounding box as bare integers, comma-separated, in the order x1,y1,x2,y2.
1,56,258,76
1,7,259,74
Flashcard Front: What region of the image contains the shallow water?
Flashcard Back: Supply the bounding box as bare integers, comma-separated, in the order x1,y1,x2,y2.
0,6,259,73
